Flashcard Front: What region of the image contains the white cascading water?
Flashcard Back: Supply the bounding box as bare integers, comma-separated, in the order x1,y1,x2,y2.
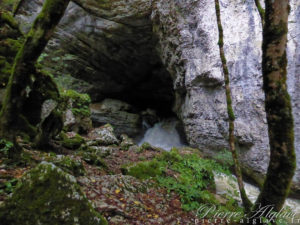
139,119,300,223
138,119,185,151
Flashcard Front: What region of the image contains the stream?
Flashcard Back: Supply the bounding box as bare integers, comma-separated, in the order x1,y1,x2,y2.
139,119,300,223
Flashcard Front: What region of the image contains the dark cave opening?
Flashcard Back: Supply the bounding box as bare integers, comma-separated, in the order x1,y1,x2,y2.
106,62,175,118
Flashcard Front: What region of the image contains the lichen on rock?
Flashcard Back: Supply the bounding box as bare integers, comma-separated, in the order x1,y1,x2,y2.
60,89,92,134
87,124,120,146
51,155,86,176
60,131,85,150
0,162,107,225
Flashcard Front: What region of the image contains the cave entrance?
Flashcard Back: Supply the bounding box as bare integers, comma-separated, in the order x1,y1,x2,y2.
107,62,175,118
89,58,180,140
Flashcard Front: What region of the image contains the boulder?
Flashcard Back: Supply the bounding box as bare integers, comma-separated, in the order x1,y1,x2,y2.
60,90,93,134
90,99,142,137
60,132,85,150
51,155,86,176
0,162,107,225
87,124,119,146
120,134,135,150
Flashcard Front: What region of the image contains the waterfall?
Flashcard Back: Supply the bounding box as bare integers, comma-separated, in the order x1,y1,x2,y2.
138,118,185,151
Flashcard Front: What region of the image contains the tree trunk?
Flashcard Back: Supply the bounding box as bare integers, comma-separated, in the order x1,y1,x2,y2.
254,0,265,27
249,0,296,223
214,0,253,213
0,0,70,158
12,0,25,17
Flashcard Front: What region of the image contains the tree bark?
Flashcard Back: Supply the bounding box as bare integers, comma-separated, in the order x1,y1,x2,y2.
0,0,70,158
214,0,253,213
254,0,265,27
249,0,296,223
12,0,25,17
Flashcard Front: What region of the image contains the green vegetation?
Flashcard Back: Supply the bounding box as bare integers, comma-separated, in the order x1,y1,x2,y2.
122,160,164,180
80,151,108,169
123,148,239,212
60,89,91,117
60,132,85,150
0,162,107,225
0,178,18,195
51,155,86,176
0,139,14,158
0,10,23,88
137,142,152,152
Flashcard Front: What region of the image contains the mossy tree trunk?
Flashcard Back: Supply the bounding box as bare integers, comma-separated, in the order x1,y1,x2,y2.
214,0,253,213
249,0,296,222
0,0,70,158
254,0,265,27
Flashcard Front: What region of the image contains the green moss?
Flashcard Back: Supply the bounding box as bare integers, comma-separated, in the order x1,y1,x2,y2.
137,142,161,152
0,15,23,88
60,89,91,117
158,147,183,162
254,0,265,26
125,149,223,211
51,155,85,176
138,142,152,152
0,162,107,225
60,132,85,150
123,160,164,180
79,151,108,169
0,10,19,29
0,138,14,158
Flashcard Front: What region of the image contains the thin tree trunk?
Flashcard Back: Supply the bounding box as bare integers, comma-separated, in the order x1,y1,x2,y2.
12,0,25,17
254,0,265,27
0,0,70,158
249,1,296,223
214,0,253,213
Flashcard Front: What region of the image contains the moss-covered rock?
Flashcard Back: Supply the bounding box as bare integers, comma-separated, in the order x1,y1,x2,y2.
52,155,85,176
120,134,134,151
137,142,161,153
121,160,164,180
87,124,119,146
0,162,107,225
60,89,92,134
60,132,85,150
78,151,108,169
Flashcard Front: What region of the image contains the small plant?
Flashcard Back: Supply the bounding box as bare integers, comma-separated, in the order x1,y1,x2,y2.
138,142,152,152
0,139,14,157
0,178,18,194
125,160,165,180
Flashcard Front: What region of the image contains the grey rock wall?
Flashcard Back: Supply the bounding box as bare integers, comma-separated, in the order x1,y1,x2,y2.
152,0,270,176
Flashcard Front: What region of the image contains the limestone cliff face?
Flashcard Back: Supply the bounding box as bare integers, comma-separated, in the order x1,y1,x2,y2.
15,0,300,185
153,0,300,185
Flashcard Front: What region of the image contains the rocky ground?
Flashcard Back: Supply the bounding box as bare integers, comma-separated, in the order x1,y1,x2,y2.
0,124,232,225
